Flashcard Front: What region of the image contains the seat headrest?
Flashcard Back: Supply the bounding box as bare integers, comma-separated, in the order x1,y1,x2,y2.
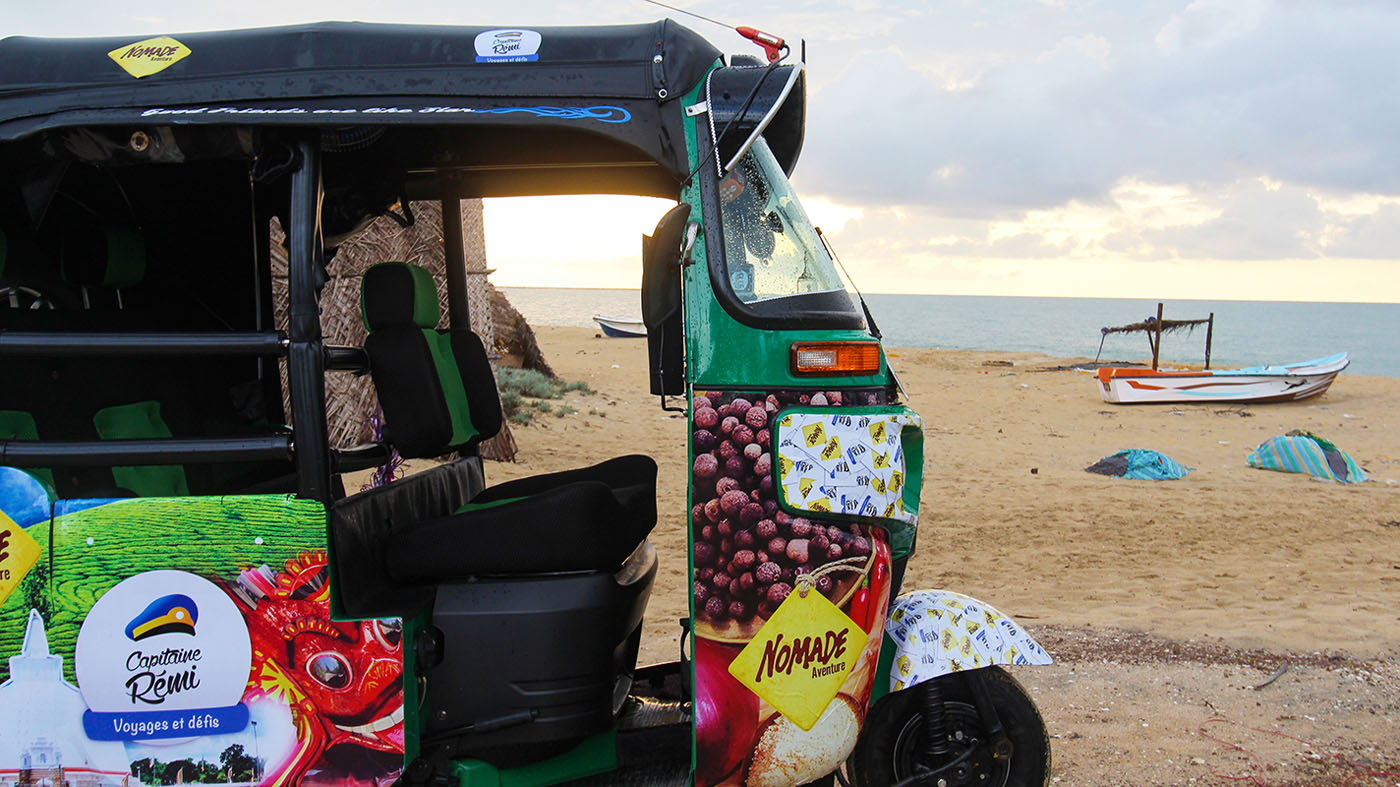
60,225,146,288
362,261,440,332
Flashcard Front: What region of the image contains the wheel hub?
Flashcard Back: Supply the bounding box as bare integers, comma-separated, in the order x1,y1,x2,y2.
890,700,1008,787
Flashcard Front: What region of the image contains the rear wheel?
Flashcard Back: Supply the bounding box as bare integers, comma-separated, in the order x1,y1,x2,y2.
847,667,1049,787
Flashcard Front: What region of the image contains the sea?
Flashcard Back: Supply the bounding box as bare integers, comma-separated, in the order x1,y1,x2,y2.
501,288,1400,378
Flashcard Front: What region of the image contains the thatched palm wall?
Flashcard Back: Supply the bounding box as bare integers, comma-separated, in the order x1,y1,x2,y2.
270,199,534,457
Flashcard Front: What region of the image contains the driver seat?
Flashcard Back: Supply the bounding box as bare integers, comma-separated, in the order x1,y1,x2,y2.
350,261,659,765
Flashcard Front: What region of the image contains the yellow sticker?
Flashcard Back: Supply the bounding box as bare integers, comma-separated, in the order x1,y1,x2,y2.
108,36,191,78
799,477,814,499
809,497,831,513
802,421,825,448
729,586,867,731
820,436,842,461
779,455,794,478
874,450,889,469
868,419,887,444
0,512,41,605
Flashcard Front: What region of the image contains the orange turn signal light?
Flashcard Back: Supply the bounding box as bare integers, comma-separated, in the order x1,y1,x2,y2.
790,341,881,376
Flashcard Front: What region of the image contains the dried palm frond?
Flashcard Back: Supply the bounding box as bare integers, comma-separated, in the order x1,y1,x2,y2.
1100,318,1210,336
270,199,527,461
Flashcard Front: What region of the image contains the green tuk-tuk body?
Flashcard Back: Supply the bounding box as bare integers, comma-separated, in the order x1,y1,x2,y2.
0,19,1049,787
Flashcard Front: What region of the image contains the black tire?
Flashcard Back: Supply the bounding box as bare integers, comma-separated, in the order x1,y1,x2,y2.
847,667,1050,787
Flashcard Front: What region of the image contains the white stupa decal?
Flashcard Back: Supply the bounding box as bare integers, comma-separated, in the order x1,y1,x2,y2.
0,609,132,786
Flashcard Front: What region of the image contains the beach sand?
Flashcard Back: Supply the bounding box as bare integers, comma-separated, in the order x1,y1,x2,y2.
407,326,1400,785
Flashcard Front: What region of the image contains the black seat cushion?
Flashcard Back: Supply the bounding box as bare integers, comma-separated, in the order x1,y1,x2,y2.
385,455,657,581
329,457,488,619
361,262,501,458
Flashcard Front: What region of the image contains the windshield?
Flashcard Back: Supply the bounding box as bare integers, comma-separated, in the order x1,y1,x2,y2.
718,140,846,303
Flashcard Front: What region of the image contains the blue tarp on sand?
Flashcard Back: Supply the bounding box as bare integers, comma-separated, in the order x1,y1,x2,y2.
1247,432,1367,483
1085,449,1191,480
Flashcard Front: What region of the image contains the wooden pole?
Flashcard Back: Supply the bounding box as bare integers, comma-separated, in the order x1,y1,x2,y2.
1204,312,1214,370
1152,302,1164,371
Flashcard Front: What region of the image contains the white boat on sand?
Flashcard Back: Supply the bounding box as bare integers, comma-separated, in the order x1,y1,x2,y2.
592,314,646,338
1096,353,1349,404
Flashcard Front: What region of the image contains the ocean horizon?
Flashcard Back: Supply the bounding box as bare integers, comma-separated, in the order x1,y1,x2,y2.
501,287,1400,378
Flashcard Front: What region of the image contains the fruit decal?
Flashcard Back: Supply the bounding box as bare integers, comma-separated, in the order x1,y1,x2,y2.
691,391,885,636
691,390,894,787
227,552,404,787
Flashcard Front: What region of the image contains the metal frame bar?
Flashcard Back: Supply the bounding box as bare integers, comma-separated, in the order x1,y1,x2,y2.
441,198,470,331
0,331,287,357
0,436,293,467
287,137,332,501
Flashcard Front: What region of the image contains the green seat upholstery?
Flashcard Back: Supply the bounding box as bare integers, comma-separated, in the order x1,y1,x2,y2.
0,409,54,490
360,262,501,457
93,401,189,497
60,224,146,288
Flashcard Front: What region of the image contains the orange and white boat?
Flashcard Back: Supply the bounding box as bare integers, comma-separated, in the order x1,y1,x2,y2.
1096,353,1349,404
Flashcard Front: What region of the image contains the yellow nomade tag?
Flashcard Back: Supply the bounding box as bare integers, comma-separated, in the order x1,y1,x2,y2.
729,585,867,731
0,511,41,605
108,36,191,78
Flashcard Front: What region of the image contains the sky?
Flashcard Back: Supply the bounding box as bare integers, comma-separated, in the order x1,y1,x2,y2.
5,0,1398,301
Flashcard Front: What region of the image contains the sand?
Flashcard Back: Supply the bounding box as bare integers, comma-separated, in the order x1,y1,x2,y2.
405,326,1400,785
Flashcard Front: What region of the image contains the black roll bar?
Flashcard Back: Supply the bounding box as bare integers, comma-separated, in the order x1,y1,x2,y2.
0,330,288,357
441,198,471,332
0,331,369,375
0,436,293,467
325,345,369,372
287,137,333,501
333,443,391,473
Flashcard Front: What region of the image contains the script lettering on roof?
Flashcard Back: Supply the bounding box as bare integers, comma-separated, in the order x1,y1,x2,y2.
108,36,191,78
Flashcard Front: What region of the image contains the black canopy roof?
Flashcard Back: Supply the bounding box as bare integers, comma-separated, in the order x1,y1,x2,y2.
0,20,724,190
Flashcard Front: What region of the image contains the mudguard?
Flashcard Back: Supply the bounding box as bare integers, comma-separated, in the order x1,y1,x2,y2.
884,590,1052,691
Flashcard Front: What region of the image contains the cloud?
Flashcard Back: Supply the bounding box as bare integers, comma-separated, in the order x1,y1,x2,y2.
1155,0,1271,54
3,0,1396,296
1131,179,1326,260
1318,203,1400,258
799,0,1400,217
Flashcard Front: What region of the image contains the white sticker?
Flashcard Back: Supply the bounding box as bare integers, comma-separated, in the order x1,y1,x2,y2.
75,570,252,741
474,29,542,62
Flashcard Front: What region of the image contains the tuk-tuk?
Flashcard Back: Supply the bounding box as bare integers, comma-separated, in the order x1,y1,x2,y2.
0,20,1052,787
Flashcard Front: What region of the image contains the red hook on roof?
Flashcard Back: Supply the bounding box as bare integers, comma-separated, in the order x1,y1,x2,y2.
735,26,785,62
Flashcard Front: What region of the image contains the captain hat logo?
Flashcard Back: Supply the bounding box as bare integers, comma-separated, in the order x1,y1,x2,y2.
124,594,198,641
108,36,191,78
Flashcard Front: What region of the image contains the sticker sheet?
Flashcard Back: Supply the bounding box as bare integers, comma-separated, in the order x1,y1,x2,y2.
885,590,1052,691
0,492,404,787
775,410,921,525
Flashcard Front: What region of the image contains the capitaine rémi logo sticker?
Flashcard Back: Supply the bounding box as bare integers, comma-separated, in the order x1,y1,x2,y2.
473,29,542,62
75,570,251,741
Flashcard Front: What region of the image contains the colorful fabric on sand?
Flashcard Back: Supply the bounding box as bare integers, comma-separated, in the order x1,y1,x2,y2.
1084,449,1191,480
1247,432,1367,484
884,590,1052,692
